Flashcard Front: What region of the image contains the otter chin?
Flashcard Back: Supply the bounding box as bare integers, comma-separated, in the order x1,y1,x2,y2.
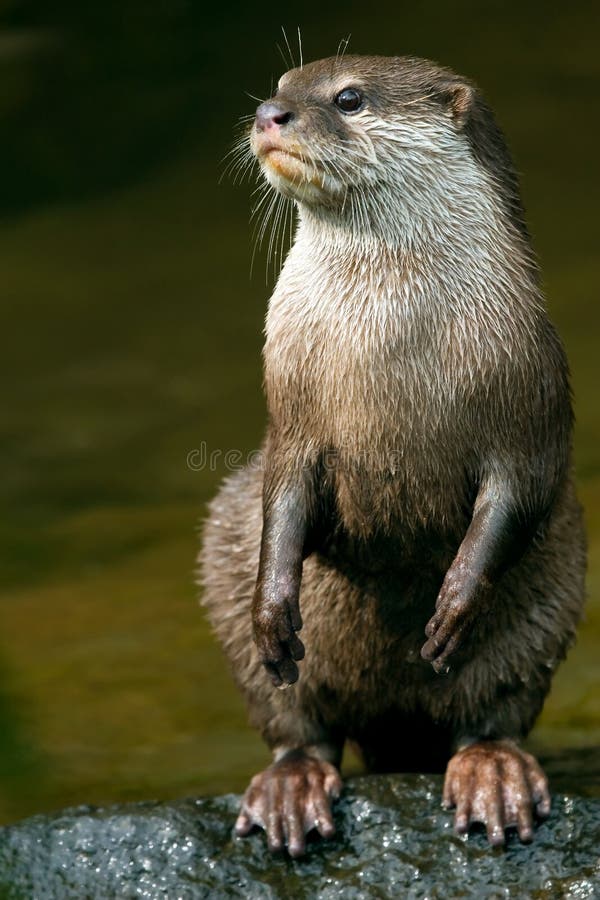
200,54,586,857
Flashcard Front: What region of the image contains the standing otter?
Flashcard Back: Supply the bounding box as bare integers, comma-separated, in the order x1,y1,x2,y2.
200,55,586,856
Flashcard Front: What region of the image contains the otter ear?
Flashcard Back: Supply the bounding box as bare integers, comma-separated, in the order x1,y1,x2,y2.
439,82,474,127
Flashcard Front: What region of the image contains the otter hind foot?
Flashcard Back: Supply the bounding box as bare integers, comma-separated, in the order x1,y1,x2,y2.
442,740,551,846
235,749,342,857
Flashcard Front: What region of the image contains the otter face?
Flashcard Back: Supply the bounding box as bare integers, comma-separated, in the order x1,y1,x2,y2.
250,55,477,213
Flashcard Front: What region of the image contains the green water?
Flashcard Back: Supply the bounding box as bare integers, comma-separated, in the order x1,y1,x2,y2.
0,2,598,823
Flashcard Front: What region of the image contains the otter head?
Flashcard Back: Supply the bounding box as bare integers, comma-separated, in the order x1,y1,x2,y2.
250,55,520,240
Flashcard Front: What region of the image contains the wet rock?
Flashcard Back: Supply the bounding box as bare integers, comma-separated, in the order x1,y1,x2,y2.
0,772,599,899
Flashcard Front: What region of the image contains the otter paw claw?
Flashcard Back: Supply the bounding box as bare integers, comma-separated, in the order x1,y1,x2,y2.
252,595,305,687
421,569,490,671
421,598,471,672
442,739,550,846
235,750,342,857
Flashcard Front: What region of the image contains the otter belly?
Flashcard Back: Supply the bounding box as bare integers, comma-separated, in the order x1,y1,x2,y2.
330,456,475,544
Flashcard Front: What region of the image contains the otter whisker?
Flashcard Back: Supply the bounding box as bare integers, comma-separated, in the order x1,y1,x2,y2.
266,193,283,271
256,183,290,280
223,144,252,166
220,148,250,178
315,137,370,176
254,186,278,240
314,144,363,191
400,93,436,107
222,160,247,184
221,144,257,185
275,43,291,71
297,26,303,70
221,135,251,159
277,195,293,275
221,130,252,160
304,144,328,185
250,181,271,200
335,34,351,64
250,183,276,222
288,196,295,254
267,193,292,283
341,183,351,216
319,146,358,178
250,188,280,279
220,154,254,185
280,26,296,69
302,144,343,200
233,157,258,186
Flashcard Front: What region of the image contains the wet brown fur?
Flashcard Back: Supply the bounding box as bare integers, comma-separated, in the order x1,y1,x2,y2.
199,56,586,782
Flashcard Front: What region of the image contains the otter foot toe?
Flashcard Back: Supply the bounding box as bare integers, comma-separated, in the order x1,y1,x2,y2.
235,749,342,857
442,739,550,846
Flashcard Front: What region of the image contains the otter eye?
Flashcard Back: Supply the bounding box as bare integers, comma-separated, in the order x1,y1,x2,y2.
334,88,363,113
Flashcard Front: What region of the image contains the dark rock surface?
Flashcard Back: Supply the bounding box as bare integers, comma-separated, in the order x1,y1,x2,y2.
0,765,599,899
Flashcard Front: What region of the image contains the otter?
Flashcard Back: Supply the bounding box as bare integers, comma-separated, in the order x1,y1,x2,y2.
199,54,586,857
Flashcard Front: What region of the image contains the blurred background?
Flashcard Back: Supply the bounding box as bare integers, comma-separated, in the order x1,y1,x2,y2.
0,0,598,823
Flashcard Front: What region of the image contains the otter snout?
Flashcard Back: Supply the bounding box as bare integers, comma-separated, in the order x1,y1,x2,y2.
255,101,295,133
251,92,342,206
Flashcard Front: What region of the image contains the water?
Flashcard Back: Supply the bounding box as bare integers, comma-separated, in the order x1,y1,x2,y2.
0,1,598,823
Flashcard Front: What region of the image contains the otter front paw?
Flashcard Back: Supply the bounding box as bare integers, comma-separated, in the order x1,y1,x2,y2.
421,567,490,673
235,750,342,857
252,592,305,687
443,740,550,846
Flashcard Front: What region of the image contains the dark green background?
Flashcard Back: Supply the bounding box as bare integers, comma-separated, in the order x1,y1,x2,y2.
0,0,598,823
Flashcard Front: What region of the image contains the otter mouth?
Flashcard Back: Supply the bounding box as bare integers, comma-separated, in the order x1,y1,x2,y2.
262,148,305,175
251,130,341,205
257,143,303,164
252,129,302,161
252,131,317,180
254,139,310,181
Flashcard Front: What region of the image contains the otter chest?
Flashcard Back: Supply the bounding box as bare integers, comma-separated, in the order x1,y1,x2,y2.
264,279,465,454
264,275,483,539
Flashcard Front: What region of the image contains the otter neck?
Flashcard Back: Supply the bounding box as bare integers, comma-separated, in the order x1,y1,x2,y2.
291,208,532,294
298,194,510,253
287,139,532,262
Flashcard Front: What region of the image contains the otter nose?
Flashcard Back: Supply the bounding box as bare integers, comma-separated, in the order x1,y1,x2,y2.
255,101,295,133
